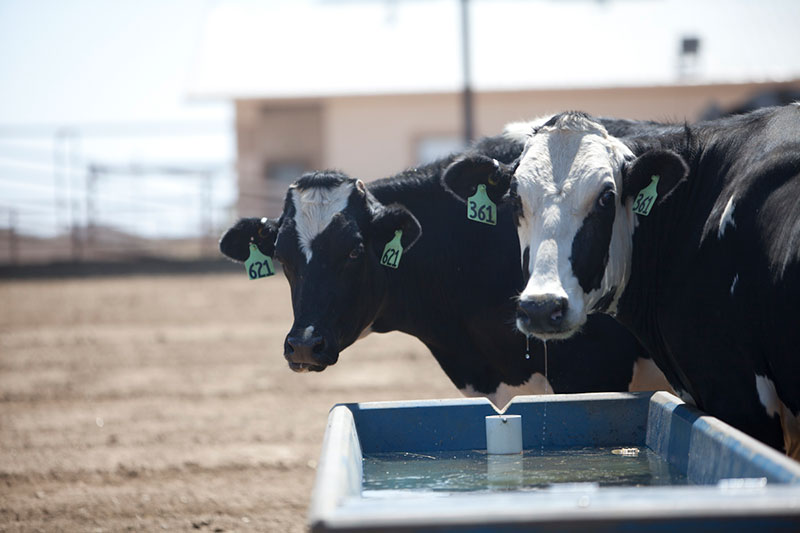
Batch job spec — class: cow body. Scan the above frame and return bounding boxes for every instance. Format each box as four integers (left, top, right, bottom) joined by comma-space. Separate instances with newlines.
444, 106, 800, 453
618, 106, 800, 456
367, 141, 657, 407
221, 120, 671, 409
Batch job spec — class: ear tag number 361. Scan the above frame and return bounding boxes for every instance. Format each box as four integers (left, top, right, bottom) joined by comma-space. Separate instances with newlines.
380, 230, 403, 269
632, 175, 659, 216
467, 184, 496, 225
245, 243, 275, 280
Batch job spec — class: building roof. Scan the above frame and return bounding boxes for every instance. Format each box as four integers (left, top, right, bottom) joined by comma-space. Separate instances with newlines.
187, 0, 800, 100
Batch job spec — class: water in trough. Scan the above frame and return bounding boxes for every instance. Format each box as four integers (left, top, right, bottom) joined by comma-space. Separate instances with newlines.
362, 446, 688, 495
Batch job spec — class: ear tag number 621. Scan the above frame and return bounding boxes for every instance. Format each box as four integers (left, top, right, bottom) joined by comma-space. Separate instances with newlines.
245, 243, 275, 280
380, 230, 403, 269
632, 175, 659, 216
467, 184, 497, 225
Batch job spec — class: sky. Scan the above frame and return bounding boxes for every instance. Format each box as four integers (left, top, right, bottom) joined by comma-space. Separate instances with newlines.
0, 0, 229, 125
189, 0, 800, 98
0, 0, 234, 238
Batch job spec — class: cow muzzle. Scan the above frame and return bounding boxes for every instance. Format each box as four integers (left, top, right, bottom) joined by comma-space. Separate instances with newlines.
283, 330, 337, 372
516, 295, 573, 339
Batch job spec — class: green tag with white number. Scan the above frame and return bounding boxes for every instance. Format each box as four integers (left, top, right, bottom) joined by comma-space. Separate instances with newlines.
380, 230, 403, 269
632, 175, 659, 216
245, 243, 275, 280
467, 184, 497, 225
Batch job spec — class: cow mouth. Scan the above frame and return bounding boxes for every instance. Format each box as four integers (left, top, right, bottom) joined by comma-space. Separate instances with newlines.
288, 361, 327, 372
515, 318, 581, 341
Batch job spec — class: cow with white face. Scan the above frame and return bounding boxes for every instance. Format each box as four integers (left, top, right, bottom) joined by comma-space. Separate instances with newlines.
443, 107, 800, 457
444, 112, 687, 340
515, 113, 678, 338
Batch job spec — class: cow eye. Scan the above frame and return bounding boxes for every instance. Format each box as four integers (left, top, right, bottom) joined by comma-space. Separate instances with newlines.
597, 188, 615, 209
348, 244, 364, 260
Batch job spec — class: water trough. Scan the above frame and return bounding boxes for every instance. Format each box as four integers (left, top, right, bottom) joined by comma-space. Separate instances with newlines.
309, 391, 800, 532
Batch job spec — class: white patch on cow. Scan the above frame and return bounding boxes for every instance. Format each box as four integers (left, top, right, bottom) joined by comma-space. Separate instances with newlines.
290, 182, 354, 262
755, 374, 780, 418
730, 273, 739, 296
502, 114, 555, 143
628, 358, 674, 393
717, 195, 736, 239
460, 373, 554, 412
459, 384, 487, 402
514, 113, 635, 338
302, 325, 315, 341
357, 325, 373, 340
674, 388, 696, 406
778, 399, 800, 460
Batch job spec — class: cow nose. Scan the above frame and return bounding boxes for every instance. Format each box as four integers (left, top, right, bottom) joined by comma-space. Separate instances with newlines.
285, 335, 327, 364
517, 296, 568, 332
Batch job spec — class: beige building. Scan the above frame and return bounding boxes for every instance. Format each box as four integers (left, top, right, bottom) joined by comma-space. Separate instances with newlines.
234, 80, 800, 217
188, 0, 800, 218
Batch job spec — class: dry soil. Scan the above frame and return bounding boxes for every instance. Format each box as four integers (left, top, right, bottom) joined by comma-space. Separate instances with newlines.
0, 272, 456, 532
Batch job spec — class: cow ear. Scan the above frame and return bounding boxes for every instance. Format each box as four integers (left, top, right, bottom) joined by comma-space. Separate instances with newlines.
622, 149, 688, 204
442, 154, 515, 204
219, 217, 279, 262
370, 204, 422, 252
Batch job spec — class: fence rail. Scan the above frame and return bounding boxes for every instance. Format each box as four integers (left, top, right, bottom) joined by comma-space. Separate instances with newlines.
0, 122, 237, 267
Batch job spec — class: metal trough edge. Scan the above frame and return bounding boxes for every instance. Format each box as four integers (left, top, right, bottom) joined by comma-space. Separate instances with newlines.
308, 392, 800, 532
309, 405, 363, 532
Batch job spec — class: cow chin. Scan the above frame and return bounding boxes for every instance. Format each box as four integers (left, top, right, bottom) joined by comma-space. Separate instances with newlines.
288, 361, 330, 373
515, 315, 586, 342
286, 348, 340, 372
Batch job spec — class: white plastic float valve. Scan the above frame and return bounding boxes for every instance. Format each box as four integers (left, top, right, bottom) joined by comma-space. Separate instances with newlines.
485, 414, 523, 454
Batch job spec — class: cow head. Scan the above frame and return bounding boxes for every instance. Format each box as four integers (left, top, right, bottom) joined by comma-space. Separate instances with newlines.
220, 171, 421, 372
443, 112, 687, 340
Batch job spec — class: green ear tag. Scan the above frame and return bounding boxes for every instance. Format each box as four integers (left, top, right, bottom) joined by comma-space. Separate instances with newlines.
380, 230, 403, 269
632, 175, 660, 216
245, 243, 275, 280
466, 184, 497, 225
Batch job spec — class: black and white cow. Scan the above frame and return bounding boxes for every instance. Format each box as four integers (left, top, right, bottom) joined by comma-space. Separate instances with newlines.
442, 106, 800, 456
220, 120, 672, 409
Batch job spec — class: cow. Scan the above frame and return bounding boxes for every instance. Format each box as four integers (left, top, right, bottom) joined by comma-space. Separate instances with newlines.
220, 119, 672, 410
441, 106, 800, 457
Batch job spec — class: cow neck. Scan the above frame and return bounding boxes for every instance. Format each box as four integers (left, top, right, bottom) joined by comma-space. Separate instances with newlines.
615, 133, 724, 399
368, 168, 524, 350
368, 174, 463, 342
363, 134, 532, 394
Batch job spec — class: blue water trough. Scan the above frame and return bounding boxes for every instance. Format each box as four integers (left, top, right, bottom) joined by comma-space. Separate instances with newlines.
308, 392, 800, 531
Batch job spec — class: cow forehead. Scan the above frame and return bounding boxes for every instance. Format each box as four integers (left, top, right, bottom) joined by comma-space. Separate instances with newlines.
290, 182, 355, 262
515, 143, 613, 221
518, 132, 618, 191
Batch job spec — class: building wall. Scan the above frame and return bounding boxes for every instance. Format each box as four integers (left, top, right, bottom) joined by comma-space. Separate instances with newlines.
324, 93, 461, 180
235, 80, 800, 217
474, 82, 795, 135
235, 99, 324, 217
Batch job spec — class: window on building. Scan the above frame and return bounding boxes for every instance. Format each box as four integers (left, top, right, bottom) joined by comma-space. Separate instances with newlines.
265, 160, 308, 185
416, 136, 466, 166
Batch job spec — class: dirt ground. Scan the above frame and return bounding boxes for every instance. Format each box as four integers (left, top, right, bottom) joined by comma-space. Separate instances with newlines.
0, 272, 457, 532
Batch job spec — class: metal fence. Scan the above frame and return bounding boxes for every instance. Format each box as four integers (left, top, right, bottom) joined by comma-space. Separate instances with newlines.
0, 122, 236, 266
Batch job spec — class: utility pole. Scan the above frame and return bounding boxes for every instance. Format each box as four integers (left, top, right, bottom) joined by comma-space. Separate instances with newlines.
460, 0, 474, 146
